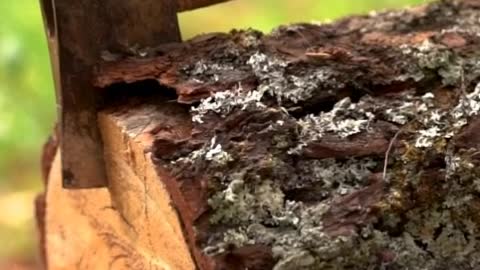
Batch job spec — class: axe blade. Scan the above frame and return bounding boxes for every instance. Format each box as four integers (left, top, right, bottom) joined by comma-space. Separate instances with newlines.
40, 0, 181, 188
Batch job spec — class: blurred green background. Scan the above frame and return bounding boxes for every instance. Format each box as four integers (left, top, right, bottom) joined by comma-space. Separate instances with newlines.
0, 0, 430, 268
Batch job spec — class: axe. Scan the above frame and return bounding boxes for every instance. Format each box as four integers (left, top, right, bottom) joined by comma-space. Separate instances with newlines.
39, 0, 231, 188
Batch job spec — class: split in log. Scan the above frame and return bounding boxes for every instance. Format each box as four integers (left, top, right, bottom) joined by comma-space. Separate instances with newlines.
39, 0, 480, 269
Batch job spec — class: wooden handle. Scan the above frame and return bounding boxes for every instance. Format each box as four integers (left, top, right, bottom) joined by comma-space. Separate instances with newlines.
47, 0, 182, 189
39, 0, 56, 38
177, 0, 232, 12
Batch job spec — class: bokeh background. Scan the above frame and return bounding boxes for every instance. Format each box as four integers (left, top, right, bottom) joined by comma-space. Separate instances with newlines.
0, 0, 430, 268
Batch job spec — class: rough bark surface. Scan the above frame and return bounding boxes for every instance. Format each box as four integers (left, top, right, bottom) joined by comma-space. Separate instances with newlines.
39, 0, 480, 269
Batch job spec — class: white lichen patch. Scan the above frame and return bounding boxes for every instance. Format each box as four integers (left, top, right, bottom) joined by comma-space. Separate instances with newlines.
237, 29, 262, 48
410, 82, 480, 148
191, 60, 234, 76
294, 157, 377, 196
399, 39, 462, 85
191, 85, 266, 123
290, 97, 375, 154
412, 93, 448, 148
203, 157, 380, 266
375, 86, 478, 149
452, 9, 480, 38
247, 52, 288, 77
282, 70, 340, 104
208, 178, 285, 225
385, 101, 415, 125
413, 108, 449, 148
223, 178, 246, 203
206, 195, 370, 270
205, 137, 234, 165
400, 31, 480, 88
183, 59, 236, 83
445, 152, 475, 180
383, 92, 436, 125
403, 205, 480, 265
173, 136, 233, 166
415, 126, 442, 148
451, 82, 480, 128
247, 52, 339, 104
297, 113, 369, 140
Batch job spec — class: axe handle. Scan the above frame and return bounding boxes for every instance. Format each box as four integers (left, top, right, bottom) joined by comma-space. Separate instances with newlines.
40, 0, 233, 189
178, 0, 232, 12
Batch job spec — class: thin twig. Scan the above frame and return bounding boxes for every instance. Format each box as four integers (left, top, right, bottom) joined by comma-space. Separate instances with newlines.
383, 117, 418, 182
383, 126, 404, 182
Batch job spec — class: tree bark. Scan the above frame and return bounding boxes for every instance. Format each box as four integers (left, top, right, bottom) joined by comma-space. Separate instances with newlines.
38, 0, 480, 269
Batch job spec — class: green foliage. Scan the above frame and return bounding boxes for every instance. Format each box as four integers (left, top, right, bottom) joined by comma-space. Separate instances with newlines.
179, 0, 431, 36
0, 0, 55, 190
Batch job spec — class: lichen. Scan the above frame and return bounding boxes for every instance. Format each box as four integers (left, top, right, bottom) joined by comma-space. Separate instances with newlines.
208, 178, 285, 226
451, 82, 480, 126
236, 28, 263, 48
189, 60, 235, 83
191, 85, 266, 123
413, 83, 480, 148
247, 52, 339, 104
399, 36, 480, 87
201, 154, 383, 269
399, 39, 459, 84
383, 92, 435, 125
172, 136, 233, 166
289, 97, 375, 154
154, 1, 480, 269
293, 158, 378, 194
187, 82, 480, 269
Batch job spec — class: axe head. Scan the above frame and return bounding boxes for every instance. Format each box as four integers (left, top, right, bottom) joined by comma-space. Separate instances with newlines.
40, 0, 181, 188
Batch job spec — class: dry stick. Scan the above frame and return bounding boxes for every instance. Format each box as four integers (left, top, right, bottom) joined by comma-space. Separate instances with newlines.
383, 126, 404, 182
383, 118, 417, 181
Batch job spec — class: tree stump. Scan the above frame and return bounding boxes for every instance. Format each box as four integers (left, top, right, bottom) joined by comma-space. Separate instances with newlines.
38, 0, 480, 269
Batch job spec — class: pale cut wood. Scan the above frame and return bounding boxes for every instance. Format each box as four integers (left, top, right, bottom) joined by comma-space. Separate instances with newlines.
99, 103, 197, 269
44, 107, 195, 269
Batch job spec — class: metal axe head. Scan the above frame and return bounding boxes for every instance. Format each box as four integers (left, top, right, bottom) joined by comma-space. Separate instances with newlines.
39, 0, 231, 188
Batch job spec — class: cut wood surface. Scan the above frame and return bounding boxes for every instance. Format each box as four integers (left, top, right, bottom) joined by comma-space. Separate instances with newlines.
38, 1, 480, 269
44, 122, 195, 269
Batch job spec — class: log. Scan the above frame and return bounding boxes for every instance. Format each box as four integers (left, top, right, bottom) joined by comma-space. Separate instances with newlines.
38, 0, 480, 269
